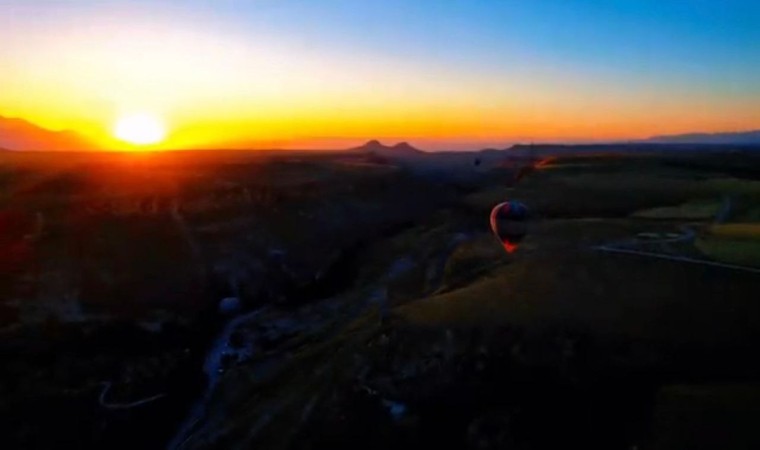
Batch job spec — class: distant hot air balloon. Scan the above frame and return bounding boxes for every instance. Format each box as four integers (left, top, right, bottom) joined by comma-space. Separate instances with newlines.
490, 201, 528, 253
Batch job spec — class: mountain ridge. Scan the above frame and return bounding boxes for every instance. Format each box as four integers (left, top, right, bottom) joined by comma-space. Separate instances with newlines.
0, 115, 98, 151
352, 139, 425, 155
644, 129, 760, 145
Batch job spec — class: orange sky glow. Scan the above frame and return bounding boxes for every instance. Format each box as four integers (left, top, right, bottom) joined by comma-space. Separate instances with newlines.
2, 2, 759, 151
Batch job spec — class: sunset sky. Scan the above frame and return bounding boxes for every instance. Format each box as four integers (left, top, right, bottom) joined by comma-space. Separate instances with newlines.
1, 0, 759, 150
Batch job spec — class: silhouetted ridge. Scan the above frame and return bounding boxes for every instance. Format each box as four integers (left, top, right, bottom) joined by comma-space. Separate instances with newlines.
352, 140, 423, 154
0, 115, 99, 151
645, 129, 760, 145
392, 142, 421, 153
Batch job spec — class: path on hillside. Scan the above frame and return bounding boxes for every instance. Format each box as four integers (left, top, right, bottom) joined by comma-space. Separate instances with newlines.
593, 245, 760, 274
593, 196, 760, 274
98, 382, 166, 410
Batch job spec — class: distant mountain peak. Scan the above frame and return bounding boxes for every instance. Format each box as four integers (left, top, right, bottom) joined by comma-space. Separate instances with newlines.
0, 115, 98, 151
353, 140, 422, 154
361, 139, 385, 151
392, 142, 418, 152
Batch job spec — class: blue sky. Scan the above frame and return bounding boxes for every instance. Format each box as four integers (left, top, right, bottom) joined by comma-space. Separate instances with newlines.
4, 0, 759, 93
180, 0, 760, 87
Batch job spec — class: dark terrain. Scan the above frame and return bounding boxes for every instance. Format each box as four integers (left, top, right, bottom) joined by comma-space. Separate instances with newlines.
2, 144, 760, 449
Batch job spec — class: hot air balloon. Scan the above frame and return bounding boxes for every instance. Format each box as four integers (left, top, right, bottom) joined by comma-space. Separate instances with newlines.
490, 201, 528, 253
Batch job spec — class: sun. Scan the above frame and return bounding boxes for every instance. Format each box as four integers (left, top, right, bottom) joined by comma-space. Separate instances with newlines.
114, 113, 167, 146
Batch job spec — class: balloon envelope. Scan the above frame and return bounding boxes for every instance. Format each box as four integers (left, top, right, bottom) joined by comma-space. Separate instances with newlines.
490, 201, 528, 253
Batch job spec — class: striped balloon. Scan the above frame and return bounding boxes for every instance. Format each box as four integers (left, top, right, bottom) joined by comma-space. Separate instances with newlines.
490, 201, 528, 253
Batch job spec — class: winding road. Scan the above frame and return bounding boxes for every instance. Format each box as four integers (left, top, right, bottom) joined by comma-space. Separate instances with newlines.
593, 245, 760, 274
98, 381, 166, 410
593, 196, 760, 274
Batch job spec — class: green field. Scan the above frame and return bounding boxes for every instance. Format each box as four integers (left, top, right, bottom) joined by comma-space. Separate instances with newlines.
696, 223, 760, 267
632, 200, 721, 220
